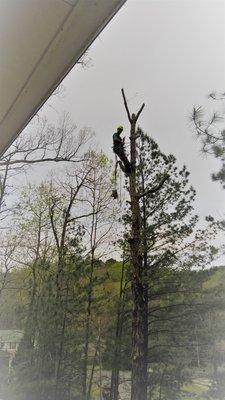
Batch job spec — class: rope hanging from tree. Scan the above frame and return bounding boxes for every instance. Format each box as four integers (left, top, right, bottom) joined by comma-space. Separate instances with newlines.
112, 155, 119, 199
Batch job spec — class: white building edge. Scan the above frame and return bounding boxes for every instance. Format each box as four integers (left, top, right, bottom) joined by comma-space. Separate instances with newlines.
0, 0, 126, 156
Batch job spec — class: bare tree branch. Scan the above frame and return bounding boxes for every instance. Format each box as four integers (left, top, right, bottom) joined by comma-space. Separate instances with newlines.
138, 174, 169, 199
121, 88, 132, 123
135, 102, 145, 122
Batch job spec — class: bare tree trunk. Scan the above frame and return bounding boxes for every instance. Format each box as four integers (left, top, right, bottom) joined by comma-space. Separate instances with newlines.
99, 322, 103, 400
87, 334, 101, 400
129, 116, 148, 400
54, 284, 69, 400
158, 369, 165, 400
121, 89, 148, 400
23, 214, 42, 355
83, 248, 95, 399
83, 185, 98, 399
140, 144, 149, 396
0, 159, 10, 215
194, 324, 200, 368
110, 254, 126, 400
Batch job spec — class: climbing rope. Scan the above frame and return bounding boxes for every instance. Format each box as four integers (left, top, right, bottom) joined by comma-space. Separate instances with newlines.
111, 155, 124, 205
112, 155, 119, 199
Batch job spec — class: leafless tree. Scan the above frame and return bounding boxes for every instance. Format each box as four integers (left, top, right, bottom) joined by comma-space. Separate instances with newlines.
0, 114, 93, 227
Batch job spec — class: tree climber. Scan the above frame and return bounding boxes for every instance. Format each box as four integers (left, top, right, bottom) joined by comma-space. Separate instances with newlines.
113, 126, 132, 174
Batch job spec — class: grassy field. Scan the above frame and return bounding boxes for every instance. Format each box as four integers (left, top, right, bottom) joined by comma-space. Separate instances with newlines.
181, 382, 208, 399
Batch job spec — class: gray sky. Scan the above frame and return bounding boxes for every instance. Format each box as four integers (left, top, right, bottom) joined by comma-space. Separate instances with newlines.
43, 0, 225, 221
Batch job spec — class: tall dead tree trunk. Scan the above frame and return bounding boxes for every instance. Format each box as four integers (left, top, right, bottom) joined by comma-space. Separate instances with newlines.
139, 135, 150, 392
121, 89, 148, 400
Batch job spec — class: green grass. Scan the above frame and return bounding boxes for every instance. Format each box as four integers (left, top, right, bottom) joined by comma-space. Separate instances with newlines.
203, 268, 225, 290
181, 382, 207, 399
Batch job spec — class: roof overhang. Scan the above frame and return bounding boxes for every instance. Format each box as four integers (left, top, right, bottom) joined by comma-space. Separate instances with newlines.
0, 0, 126, 156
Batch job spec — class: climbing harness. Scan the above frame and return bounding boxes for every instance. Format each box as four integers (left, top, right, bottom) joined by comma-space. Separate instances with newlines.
113, 140, 132, 175
111, 127, 132, 200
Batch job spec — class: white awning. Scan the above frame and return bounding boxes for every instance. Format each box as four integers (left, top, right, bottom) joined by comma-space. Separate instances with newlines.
0, 0, 126, 156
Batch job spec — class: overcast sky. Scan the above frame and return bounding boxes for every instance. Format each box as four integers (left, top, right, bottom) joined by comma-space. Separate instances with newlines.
42, 0, 225, 222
